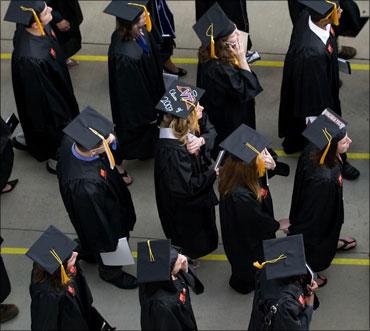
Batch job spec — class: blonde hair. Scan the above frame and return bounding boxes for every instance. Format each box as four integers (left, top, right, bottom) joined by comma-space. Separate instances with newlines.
218, 155, 262, 201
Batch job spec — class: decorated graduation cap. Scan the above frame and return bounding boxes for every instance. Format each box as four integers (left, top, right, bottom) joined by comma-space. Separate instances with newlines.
156, 81, 205, 119
219, 124, 271, 177
104, 0, 152, 32
303, 108, 347, 165
26, 225, 78, 285
4, 0, 46, 35
253, 234, 307, 280
63, 106, 116, 169
298, 0, 340, 25
137, 239, 179, 283
193, 2, 236, 58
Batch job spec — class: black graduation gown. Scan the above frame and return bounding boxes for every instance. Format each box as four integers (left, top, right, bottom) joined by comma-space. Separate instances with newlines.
57, 137, 136, 254
154, 116, 218, 259
335, 0, 369, 37
139, 273, 198, 331
288, 144, 344, 272
11, 25, 79, 162
0, 118, 14, 192
30, 263, 93, 331
46, 0, 83, 58
248, 271, 313, 331
108, 29, 165, 160
219, 177, 280, 292
0, 237, 11, 304
198, 60, 262, 157
279, 16, 341, 143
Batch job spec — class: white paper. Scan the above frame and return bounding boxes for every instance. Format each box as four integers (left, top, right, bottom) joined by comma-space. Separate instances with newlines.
246, 50, 261, 64
100, 237, 135, 266
338, 58, 351, 74
214, 150, 225, 171
239, 31, 249, 54
163, 72, 178, 90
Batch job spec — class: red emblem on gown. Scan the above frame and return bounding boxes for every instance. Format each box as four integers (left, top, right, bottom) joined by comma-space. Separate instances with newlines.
67, 285, 75, 296
260, 188, 268, 199
298, 295, 305, 306
330, 27, 336, 37
69, 265, 77, 276
327, 43, 333, 54
50, 48, 56, 59
100, 169, 107, 179
179, 288, 186, 304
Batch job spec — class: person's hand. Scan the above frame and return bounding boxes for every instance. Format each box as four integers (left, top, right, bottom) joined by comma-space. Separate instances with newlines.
186, 137, 204, 155
56, 19, 70, 32
215, 167, 220, 176
305, 280, 318, 306
107, 133, 116, 145
278, 218, 290, 233
227, 39, 250, 71
261, 148, 276, 170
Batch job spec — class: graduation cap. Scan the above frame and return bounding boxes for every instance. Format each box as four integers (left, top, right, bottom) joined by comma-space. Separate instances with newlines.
303, 108, 347, 165
26, 225, 78, 285
156, 81, 205, 120
298, 0, 340, 25
137, 239, 177, 283
193, 2, 236, 58
63, 106, 116, 169
103, 0, 152, 32
219, 124, 271, 177
253, 234, 307, 280
4, 1, 46, 36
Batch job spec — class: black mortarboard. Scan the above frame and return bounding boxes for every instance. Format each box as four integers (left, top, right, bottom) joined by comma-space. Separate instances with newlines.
137, 239, 173, 283
4, 1, 45, 26
63, 106, 114, 150
254, 234, 307, 281
303, 108, 347, 150
219, 124, 271, 164
26, 225, 77, 275
156, 81, 205, 119
193, 2, 236, 47
298, 0, 340, 24
103, 0, 152, 31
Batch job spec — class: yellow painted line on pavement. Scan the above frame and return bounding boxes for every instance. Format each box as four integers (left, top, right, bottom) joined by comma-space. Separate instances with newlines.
1, 53, 369, 70
1, 248, 369, 266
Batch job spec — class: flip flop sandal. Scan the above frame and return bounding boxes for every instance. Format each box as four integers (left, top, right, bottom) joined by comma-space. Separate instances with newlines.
1, 179, 19, 194
316, 274, 328, 288
120, 170, 133, 186
337, 237, 357, 251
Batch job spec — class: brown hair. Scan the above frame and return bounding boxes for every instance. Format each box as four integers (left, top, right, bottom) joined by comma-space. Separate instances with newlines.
32, 262, 70, 291
218, 155, 262, 201
116, 18, 138, 41
198, 36, 238, 66
160, 111, 200, 145
310, 139, 339, 169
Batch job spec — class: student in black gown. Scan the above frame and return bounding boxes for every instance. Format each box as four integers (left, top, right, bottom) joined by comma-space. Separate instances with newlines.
155, 82, 218, 262
279, 0, 359, 180
4, 1, 79, 174
46, 0, 83, 66
57, 106, 137, 289
194, 3, 262, 159
249, 235, 319, 331
218, 124, 290, 294
147, 0, 187, 76
105, 1, 165, 183
28, 226, 114, 331
0, 117, 18, 194
288, 109, 357, 287
0, 236, 19, 324
138, 240, 204, 331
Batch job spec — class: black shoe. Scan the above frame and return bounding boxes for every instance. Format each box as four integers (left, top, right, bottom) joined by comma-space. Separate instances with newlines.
46, 162, 57, 175
338, 46, 357, 60
229, 276, 254, 294
339, 78, 343, 88
100, 271, 138, 289
163, 66, 187, 77
342, 161, 360, 180
11, 137, 28, 151
73, 239, 97, 264
0, 304, 19, 324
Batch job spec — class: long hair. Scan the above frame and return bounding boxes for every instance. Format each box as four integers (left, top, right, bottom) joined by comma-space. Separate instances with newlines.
116, 17, 139, 41
218, 155, 262, 201
310, 139, 339, 169
198, 35, 238, 66
161, 112, 200, 145
32, 262, 70, 291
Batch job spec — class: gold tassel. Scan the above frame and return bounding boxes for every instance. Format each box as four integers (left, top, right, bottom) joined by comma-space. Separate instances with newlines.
128, 3, 152, 32
20, 6, 46, 36
326, 1, 340, 26
206, 24, 217, 59
319, 128, 332, 165
253, 254, 287, 269
245, 143, 266, 177
89, 128, 116, 170
50, 249, 70, 285
147, 240, 155, 262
